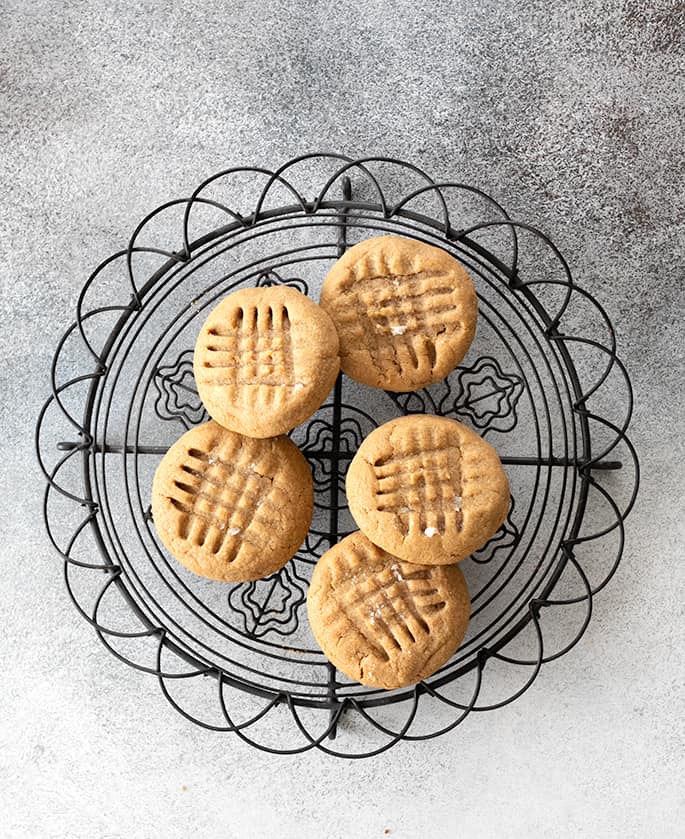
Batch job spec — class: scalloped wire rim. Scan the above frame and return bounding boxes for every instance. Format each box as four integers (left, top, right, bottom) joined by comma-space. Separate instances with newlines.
36, 154, 639, 757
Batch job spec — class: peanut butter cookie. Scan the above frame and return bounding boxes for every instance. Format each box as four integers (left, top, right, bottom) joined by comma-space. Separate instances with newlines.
307, 531, 471, 689
346, 414, 509, 565
151, 420, 313, 582
320, 235, 477, 391
194, 286, 340, 438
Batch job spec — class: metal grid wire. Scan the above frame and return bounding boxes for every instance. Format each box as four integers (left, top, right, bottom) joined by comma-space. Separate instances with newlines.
36, 154, 639, 757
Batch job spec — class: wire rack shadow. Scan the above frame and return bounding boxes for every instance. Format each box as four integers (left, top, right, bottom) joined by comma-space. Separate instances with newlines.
36, 154, 639, 757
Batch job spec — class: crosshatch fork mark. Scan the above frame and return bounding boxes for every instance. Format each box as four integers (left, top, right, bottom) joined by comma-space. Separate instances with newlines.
201, 305, 296, 386
372, 432, 464, 534
166, 446, 274, 555
343, 571, 438, 637
169, 498, 228, 539
335, 272, 462, 375
326, 592, 391, 662
186, 450, 275, 496
329, 556, 446, 661
172, 478, 277, 519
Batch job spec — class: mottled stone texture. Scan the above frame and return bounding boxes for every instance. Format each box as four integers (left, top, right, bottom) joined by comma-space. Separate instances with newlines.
1, 1, 683, 837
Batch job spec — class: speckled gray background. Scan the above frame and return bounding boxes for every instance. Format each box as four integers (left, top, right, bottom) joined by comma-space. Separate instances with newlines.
2, 1, 684, 837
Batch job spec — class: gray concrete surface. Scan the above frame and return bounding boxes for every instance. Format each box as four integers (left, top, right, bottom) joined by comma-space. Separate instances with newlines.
1, 1, 684, 837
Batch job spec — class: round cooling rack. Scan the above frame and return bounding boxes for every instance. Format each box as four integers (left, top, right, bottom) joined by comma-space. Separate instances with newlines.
36, 154, 639, 757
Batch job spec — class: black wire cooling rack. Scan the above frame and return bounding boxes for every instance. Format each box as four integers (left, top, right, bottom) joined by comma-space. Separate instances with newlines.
36, 154, 639, 757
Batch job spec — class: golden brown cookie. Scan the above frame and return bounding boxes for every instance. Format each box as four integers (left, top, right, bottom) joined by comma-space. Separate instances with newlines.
346, 414, 509, 565
319, 235, 477, 391
307, 532, 471, 689
151, 421, 313, 582
194, 286, 340, 438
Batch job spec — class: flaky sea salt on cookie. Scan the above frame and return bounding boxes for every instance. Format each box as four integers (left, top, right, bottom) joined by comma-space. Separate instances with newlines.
320, 235, 477, 391
194, 286, 340, 438
307, 531, 471, 689
151, 421, 313, 582
346, 414, 509, 565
